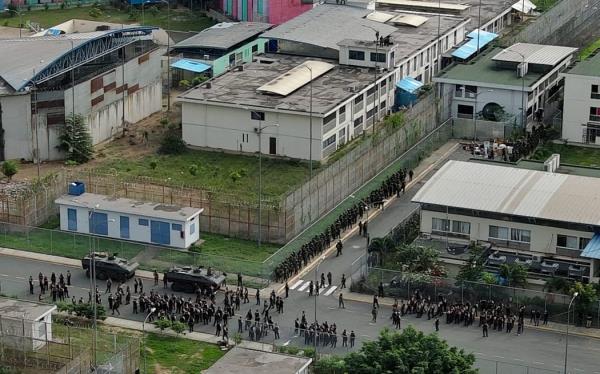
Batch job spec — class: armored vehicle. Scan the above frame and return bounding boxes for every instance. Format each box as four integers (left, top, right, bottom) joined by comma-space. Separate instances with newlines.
82, 252, 138, 282
165, 266, 226, 293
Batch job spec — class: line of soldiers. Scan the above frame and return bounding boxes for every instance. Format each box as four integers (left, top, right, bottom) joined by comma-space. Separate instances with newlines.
273, 167, 413, 282
30, 271, 71, 302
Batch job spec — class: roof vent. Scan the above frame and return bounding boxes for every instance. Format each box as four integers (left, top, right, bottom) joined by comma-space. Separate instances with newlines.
517, 62, 528, 78
203, 54, 210, 60
205, 82, 212, 89
237, 65, 244, 72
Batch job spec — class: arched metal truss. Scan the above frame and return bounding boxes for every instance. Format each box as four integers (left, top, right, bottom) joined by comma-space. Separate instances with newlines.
21, 27, 156, 91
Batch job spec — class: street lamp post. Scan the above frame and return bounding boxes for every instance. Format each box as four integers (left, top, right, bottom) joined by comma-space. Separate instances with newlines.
4, 8, 23, 38
159, 0, 171, 111
564, 292, 579, 374
253, 122, 279, 247
300, 65, 314, 220
143, 307, 157, 374
349, 194, 369, 261
87, 203, 100, 369
362, 25, 380, 136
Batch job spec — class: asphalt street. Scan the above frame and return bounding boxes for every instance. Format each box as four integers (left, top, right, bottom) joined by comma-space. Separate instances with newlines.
0, 147, 599, 373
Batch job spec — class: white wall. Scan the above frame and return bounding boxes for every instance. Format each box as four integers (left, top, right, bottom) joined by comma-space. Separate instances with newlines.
451, 87, 523, 120
58, 204, 200, 249
420, 209, 593, 261
0, 93, 33, 161
562, 73, 600, 144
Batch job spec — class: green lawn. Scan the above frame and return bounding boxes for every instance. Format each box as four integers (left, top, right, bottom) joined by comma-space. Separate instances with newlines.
144, 333, 225, 373
531, 143, 600, 167
0, 226, 143, 260
153, 233, 279, 278
97, 149, 311, 201
579, 38, 600, 60
1, 5, 214, 32
532, 0, 559, 12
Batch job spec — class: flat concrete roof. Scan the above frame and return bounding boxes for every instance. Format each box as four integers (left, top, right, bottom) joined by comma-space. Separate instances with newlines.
55, 193, 202, 222
0, 297, 57, 321
175, 22, 272, 50
177, 54, 381, 115
567, 52, 600, 77
377, 0, 514, 30
204, 347, 311, 374
435, 47, 542, 89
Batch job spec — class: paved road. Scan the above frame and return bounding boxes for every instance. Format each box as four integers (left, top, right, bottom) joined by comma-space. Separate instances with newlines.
1, 146, 600, 373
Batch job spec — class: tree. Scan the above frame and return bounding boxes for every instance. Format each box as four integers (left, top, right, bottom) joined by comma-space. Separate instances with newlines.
56, 302, 106, 320
569, 282, 599, 325
544, 277, 573, 294
158, 132, 186, 155
1, 160, 18, 181
154, 318, 172, 332
456, 246, 485, 283
313, 327, 476, 374
171, 321, 186, 336
499, 263, 527, 287
58, 114, 93, 164
385, 244, 445, 276
368, 237, 395, 255
481, 272, 497, 285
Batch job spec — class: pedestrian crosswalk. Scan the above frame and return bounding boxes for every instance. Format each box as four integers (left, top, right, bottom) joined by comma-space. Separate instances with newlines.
289, 279, 338, 296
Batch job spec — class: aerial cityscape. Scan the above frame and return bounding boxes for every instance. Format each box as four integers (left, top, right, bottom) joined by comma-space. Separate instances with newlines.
0, 0, 599, 373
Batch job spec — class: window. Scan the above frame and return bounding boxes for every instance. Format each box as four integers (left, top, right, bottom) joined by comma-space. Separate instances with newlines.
510, 228, 531, 243
419, 53, 423, 67
590, 107, 600, 122
269, 137, 276, 155
229, 54, 235, 66
339, 106, 346, 115
452, 221, 470, 235
380, 100, 386, 110
557, 234, 577, 249
367, 86, 375, 96
370, 52, 386, 63
425, 48, 429, 62
67, 208, 77, 231
349, 50, 365, 60
120, 216, 130, 239
139, 218, 149, 226
592, 85, 600, 99
457, 104, 474, 119
366, 107, 375, 119
489, 225, 509, 240
455, 84, 464, 97
354, 95, 364, 105
354, 116, 363, 127
580, 237, 591, 250
323, 134, 336, 148
432, 218, 450, 232
324, 112, 336, 125
413, 57, 417, 71
250, 111, 265, 121
406, 60, 410, 73
190, 223, 196, 235
172, 223, 183, 231
251, 44, 258, 53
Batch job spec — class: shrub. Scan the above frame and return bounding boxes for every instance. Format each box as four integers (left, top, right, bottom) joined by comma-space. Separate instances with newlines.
192, 76, 207, 86
189, 164, 198, 176
148, 5, 159, 16
179, 79, 191, 89
149, 160, 158, 170
158, 133, 186, 155
171, 321, 186, 336
1, 160, 18, 181
57, 302, 106, 320
89, 7, 102, 18
229, 170, 242, 182
154, 318, 172, 331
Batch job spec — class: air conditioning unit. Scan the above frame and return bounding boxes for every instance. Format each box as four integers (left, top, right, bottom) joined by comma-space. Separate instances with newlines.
205, 82, 212, 89
517, 62, 528, 78
203, 54, 210, 60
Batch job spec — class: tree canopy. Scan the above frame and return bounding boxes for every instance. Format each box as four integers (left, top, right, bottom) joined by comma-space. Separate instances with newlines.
313, 327, 476, 374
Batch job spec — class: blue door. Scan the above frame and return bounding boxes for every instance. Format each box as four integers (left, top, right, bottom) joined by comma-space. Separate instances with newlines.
120, 216, 130, 239
89, 212, 108, 235
67, 208, 77, 231
150, 220, 170, 245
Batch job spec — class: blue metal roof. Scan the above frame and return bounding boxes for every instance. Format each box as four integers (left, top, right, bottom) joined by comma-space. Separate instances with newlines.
452, 29, 498, 60
581, 233, 600, 259
396, 77, 423, 94
171, 59, 211, 73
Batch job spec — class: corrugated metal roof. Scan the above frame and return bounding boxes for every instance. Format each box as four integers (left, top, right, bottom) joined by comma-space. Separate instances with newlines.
174, 22, 272, 50
171, 59, 211, 73
492, 43, 577, 66
376, 0, 470, 11
389, 14, 429, 27
452, 29, 498, 60
396, 76, 423, 93
257, 60, 335, 96
582, 233, 600, 259
511, 0, 537, 13
261, 5, 397, 52
366, 11, 395, 23
412, 160, 600, 227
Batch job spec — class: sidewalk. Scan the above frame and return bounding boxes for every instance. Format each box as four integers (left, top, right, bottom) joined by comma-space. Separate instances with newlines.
103, 316, 274, 352
342, 291, 600, 340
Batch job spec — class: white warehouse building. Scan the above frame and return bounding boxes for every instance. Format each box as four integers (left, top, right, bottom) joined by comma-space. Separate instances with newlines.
55, 184, 203, 249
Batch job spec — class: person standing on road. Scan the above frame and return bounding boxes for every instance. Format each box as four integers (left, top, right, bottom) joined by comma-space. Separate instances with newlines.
256, 289, 260, 305
336, 240, 343, 257
106, 278, 112, 294
285, 282, 289, 298
327, 272, 332, 287
435, 318, 440, 332
66, 270, 71, 286
342, 329, 348, 347
482, 321, 488, 337
237, 272, 243, 288
373, 295, 379, 309
350, 330, 356, 348
378, 282, 384, 298
340, 274, 346, 289
29, 276, 34, 295
371, 306, 378, 323
153, 270, 159, 286
308, 281, 314, 296
163, 273, 168, 288
339, 293, 345, 309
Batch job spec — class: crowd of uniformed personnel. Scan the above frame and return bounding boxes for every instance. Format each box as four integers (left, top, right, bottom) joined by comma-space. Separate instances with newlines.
273, 168, 412, 282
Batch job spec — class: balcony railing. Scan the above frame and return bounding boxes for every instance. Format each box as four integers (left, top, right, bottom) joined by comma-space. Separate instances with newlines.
322, 142, 337, 157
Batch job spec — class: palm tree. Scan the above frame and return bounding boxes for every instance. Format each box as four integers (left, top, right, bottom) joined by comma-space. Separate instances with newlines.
499, 263, 527, 287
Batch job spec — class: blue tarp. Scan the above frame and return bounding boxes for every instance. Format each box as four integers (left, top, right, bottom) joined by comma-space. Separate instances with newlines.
452, 29, 499, 60
582, 233, 600, 259
170, 59, 211, 73
46, 28, 62, 36
395, 76, 423, 94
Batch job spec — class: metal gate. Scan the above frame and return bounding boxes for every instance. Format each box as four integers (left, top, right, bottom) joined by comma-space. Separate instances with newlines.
150, 220, 170, 245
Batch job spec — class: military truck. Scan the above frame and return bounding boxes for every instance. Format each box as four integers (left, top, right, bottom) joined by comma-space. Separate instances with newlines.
165, 266, 226, 293
82, 252, 138, 282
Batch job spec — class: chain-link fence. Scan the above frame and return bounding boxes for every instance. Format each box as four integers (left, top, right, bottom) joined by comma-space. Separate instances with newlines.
0, 315, 139, 374
475, 358, 561, 374
352, 268, 600, 328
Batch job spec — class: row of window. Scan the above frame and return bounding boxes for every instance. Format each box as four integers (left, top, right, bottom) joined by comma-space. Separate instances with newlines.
557, 234, 590, 250
348, 50, 387, 63
488, 225, 530, 243
431, 218, 471, 235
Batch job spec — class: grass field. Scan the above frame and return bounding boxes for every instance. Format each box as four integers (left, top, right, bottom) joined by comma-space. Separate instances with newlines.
96, 149, 311, 200
531, 143, 600, 167
0, 225, 143, 260
144, 333, 225, 373
579, 38, 600, 60
0, 5, 214, 32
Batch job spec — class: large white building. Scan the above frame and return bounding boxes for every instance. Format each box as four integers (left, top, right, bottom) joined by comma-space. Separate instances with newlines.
434, 43, 577, 138
413, 160, 600, 283
561, 51, 600, 144
0, 24, 162, 162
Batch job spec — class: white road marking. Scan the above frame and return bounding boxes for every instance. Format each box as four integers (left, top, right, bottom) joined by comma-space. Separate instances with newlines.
15, 276, 25, 280
474, 352, 486, 356
493, 356, 505, 359
298, 281, 310, 292
513, 358, 524, 362
290, 280, 303, 290
533, 361, 545, 365
0, 274, 8, 277
283, 340, 291, 346
324, 286, 338, 296
574, 369, 584, 372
